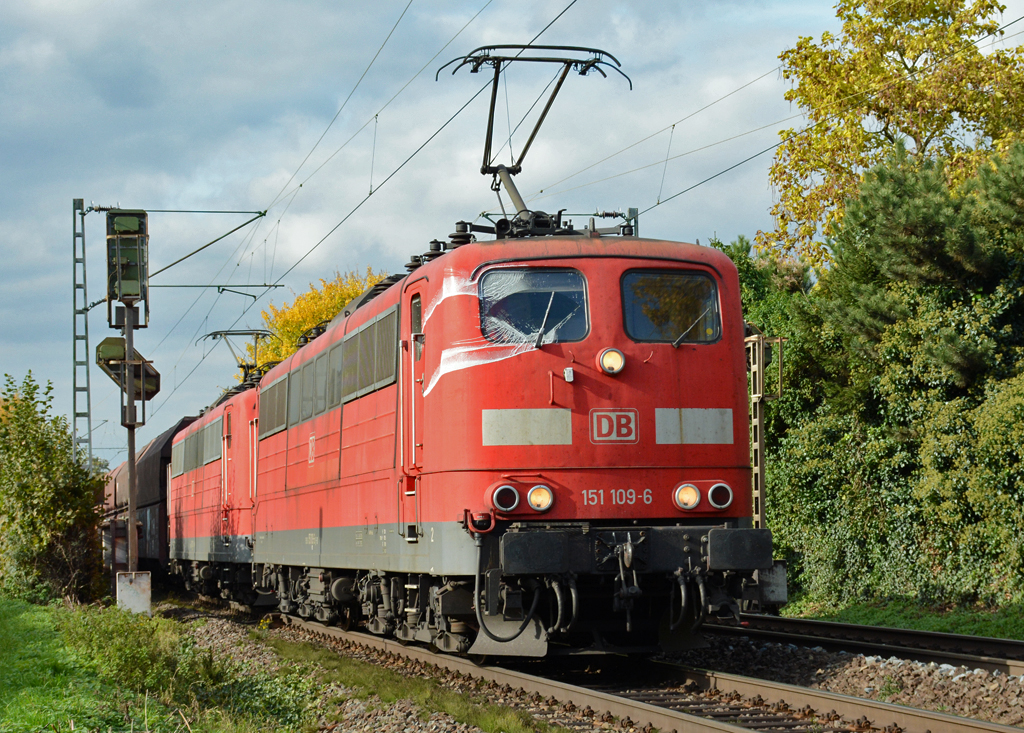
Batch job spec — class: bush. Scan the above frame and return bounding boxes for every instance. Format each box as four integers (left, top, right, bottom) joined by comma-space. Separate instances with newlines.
727, 143, 1024, 609
0, 373, 103, 602
54, 604, 317, 728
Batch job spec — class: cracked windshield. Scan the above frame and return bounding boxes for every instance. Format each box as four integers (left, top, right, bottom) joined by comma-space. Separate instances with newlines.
479, 269, 588, 345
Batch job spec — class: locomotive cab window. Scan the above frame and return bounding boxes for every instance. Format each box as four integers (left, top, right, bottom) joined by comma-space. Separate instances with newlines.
479, 269, 588, 344
622, 270, 720, 343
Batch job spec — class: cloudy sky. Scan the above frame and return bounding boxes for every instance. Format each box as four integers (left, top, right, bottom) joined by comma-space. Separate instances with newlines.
2, 0, 1021, 467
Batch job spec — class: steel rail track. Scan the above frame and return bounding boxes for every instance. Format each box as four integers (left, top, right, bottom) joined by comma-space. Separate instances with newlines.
706, 615, 1024, 676
276, 615, 1020, 733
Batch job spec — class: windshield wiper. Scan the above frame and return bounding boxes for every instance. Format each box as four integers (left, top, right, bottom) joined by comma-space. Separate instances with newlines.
671, 307, 711, 348
535, 292, 556, 347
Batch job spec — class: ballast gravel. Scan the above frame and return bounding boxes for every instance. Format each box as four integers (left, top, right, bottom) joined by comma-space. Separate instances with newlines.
668, 634, 1024, 727
160, 602, 1024, 731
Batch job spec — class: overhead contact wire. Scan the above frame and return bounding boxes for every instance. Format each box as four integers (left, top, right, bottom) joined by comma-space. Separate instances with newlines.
272, 0, 495, 206
148, 0, 582, 418
640, 12, 1024, 215
267, 0, 416, 211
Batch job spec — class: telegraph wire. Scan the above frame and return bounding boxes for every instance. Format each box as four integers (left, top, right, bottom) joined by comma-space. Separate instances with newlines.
527, 0, 579, 45
143, 209, 264, 214
144, 0, 494, 385
148, 82, 491, 419
150, 212, 265, 278
522, 112, 803, 203
271, 0, 584, 284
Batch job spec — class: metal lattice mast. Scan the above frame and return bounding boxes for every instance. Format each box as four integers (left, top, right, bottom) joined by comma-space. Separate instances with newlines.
72, 199, 93, 471
745, 326, 784, 531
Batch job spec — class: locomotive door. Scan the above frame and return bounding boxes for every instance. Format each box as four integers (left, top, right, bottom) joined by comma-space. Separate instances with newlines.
399, 286, 425, 541
221, 407, 234, 550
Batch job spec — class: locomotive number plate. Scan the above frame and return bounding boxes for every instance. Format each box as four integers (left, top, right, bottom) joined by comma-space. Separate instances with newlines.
589, 409, 639, 444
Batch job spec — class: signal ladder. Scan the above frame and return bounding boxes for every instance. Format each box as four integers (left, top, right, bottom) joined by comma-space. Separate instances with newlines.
72, 199, 93, 471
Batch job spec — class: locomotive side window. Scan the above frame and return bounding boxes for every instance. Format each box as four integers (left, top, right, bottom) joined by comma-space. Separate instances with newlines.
301, 362, 315, 421
287, 369, 302, 426
375, 310, 398, 383
194, 428, 205, 467
328, 343, 343, 408
357, 324, 375, 393
479, 269, 588, 344
314, 354, 328, 415
621, 270, 720, 344
202, 417, 223, 465
258, 377, 288, 439
171, 441, 184, 477
341, 305, 399, 403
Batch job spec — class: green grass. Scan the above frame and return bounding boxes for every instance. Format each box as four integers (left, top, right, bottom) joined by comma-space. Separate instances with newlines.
267, 637, 570, 733
0, 597, 183, 732
782, 595, 1024, 640
0, 598, 318, 732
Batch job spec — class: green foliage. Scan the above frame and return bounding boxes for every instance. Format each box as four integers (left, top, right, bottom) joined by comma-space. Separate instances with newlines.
0, 598, 320, 731
0, 373, 103, 602
723, 143, 1024, 609
42, 603, 318, 731
54, 604, 181, 692
761, 0, 1024, 266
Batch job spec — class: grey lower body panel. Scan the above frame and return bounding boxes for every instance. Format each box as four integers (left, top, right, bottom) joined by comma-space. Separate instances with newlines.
171, 534, 253, 565
177, 523, 772, 579
253, 521, 479, 576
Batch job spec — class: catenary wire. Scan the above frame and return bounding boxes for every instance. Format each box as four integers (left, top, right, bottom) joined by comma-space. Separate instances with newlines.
638, 12, 1024, 217
521, 112, 803, 204
270, 0, 495, 209
140, 1, 495, 385
148, 0, 580, 420
266, 0, 416, 212
520, 0, 944, 203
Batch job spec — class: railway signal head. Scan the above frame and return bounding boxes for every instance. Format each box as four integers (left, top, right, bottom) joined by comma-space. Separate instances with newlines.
106, 209, 149, 327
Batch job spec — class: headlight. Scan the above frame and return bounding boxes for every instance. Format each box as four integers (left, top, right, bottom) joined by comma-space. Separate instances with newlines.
673, 483, 701, 510
527, 485, 553, 512
597, 348, 625, 374
492, 485, 520, 512
708, 483, 733, 509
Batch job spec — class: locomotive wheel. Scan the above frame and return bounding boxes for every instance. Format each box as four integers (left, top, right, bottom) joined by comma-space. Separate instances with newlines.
337, 603, 356, 632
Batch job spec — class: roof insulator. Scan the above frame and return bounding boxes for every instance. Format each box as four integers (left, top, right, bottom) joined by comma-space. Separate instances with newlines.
449, 220, 472, 247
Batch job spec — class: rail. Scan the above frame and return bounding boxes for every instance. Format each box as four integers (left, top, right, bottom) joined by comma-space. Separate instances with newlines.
707, 614, 1024, 675
276, 614, 1019, 733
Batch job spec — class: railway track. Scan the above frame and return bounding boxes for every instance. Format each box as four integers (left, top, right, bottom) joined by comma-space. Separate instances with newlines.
706, 614, 1024, 676
276, 614, 1020, 733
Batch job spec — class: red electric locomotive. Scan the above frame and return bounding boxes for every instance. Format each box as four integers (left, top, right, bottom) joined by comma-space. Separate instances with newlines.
167, 45, 784, 655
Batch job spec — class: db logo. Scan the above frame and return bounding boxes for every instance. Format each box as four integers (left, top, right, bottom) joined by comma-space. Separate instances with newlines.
590, 409, 639, 444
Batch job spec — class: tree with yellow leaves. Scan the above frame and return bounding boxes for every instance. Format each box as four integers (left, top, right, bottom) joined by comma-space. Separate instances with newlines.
248, 268, 387, 368
759, 0, 1024, 267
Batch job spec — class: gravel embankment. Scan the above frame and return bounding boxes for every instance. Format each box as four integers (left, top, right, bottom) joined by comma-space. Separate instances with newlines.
162, 604, 1024, 730
670, 634, 1024, 727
